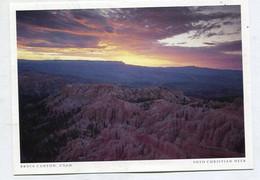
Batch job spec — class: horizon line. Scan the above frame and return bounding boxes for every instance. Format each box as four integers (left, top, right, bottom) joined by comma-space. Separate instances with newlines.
18, 59, 242, 71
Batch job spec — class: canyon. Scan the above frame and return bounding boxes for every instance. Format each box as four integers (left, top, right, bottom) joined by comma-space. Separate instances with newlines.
19, 71, 244, 162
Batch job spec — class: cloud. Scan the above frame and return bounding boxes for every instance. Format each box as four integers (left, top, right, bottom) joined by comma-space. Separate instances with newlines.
203, 42, 216, 46
216, 40, 242, 51
17, 6, 241, 48
17, 23, 100, 48
16, 6, 242, 70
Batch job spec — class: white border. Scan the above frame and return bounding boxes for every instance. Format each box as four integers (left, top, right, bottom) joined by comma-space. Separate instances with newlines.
10, 0, 253, 175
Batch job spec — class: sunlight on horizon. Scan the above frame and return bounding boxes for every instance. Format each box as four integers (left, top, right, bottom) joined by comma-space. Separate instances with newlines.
16, 6, 242, 70
18, 48, 187, 68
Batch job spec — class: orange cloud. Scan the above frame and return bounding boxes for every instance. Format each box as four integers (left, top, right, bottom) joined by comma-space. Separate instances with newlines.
18, 22, 121, 38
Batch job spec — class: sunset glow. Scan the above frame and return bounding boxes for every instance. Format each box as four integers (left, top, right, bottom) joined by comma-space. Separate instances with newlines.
17, 6, 242, 70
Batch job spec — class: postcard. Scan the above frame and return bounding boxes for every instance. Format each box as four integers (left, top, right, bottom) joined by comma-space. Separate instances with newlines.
10, 0, 253, 175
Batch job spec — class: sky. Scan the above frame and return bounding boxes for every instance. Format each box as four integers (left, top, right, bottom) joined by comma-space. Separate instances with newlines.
16, 6, 242, 70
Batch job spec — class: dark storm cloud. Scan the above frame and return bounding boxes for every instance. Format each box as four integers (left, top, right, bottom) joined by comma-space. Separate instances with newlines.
16, 9, 114, 48
17, 22, 100, 48
17, 10, 86, 31
216, 40, 242, 51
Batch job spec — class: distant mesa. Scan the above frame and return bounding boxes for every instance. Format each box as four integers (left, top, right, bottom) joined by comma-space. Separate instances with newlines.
18, 59, 243, 100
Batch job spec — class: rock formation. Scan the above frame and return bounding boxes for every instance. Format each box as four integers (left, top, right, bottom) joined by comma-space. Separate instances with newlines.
19, 73, 245, 162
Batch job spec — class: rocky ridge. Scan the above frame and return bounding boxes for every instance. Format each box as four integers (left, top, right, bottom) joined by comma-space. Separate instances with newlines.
20, 80, 244, 162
